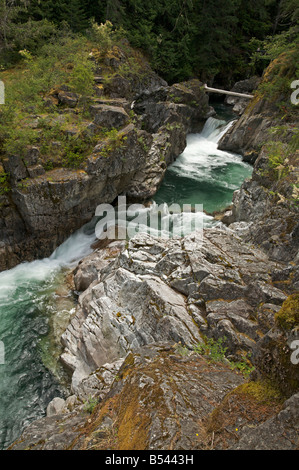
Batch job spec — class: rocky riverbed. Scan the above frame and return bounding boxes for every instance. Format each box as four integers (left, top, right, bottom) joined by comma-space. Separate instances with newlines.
9, 221, 299, 450
0, 55, 213, 272
5, 49, 299, 451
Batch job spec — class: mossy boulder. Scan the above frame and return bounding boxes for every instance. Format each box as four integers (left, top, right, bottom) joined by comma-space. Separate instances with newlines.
199, 380, 284, 449
275, 294, 299, 331
69, 343, 245, 450
252, 321, 299, 397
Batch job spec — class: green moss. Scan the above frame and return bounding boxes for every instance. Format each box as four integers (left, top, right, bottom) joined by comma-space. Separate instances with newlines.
203, 379, 283, 449
275, 294, 299, 330
116, 383, 151, 450
84, 396, 99, 414
235, 380, 283, 404
0, 168, 11, 195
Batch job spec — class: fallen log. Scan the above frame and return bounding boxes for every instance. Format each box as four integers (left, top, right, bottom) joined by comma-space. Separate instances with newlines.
204, 84, 254, 99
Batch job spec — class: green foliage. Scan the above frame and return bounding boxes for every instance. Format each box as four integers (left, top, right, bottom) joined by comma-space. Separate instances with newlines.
1, 31, 93, 113
20, 0, 90, 33
97, 128, 128, 158
262, 124, 299, 184
104, 0, 277, 83
229, 359, 255, 377
8, 19, 58, 57
88, 19, 114, 55
193, 336, 228, 362
193, 336, 254, 377
2, 127, 38, 156
116, 56, 146, 80
264, 141, 289, 180
83, 395, 99, 414
69, 59, 95, 96
251, 25, 299, 114
0, 107, 15, 148
0, 169, 10, 195
273, 0, 299, 32
269, 125, 299, 154
0, 2, 297, 177
0, 32, 100, 169
33, 116, 98, 169
61, 134, 97, 168
62, 150, 85, 169
1, 0, 298, 84
0, 0, 61, 67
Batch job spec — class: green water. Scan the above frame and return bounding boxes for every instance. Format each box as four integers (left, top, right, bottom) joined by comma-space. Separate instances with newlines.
0, 106, 252, 449
154, 108, 253, 215
0, 223, 96, 449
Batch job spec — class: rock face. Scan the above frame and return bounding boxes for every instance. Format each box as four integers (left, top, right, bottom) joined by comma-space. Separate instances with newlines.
224, 76, 261, 115
231, 393, 299, 450
8, 227, 298, 451
0, 75, 211, 271
9, 343, 245, 450
218, 95, 278, 162
9, 343, 298, 451
221, 138, 299, 264
59, 228, 291, 395
89, 104, 130, 128
217, 63, 299, 266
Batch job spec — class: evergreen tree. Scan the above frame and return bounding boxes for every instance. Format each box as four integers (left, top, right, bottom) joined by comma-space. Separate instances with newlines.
272, 0, 299, 33
65, 0, 89, 32
105, 0, 125, 24
23, 0, 90, 32
1, 0, 297, 84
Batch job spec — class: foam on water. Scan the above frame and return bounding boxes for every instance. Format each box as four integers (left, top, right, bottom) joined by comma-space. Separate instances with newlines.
0, 111, 253, 449
154, 116, 252, 214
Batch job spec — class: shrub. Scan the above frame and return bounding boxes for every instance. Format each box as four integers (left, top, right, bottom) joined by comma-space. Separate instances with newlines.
193, 336, 228, 362
69, 60, 95, 97
193, 336, 254, 377
89, 20, 114, 55
0, 170, 10, 195
83, 395, 98, 414
264, 141, 289, 181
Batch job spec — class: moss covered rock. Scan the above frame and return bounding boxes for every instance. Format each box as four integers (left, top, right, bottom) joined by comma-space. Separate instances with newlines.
275, 294, 299, 331
252, 324, 299, 397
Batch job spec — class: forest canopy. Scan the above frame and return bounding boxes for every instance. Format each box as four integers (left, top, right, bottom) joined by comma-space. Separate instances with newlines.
0, 0, 298, 84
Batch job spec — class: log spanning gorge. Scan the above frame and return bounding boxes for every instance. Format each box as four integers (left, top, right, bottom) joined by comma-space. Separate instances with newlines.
0, 107, 253, 449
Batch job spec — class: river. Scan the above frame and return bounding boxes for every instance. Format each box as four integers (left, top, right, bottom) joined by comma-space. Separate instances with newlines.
0, 106, 252, 449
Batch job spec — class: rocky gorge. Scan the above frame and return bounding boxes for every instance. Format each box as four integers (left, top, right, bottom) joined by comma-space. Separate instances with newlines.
0, 45, 213, 272
1, 43, 298, 451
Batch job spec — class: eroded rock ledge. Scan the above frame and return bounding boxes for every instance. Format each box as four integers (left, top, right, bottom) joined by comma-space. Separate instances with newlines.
0, 75, 212, 272
10, 225, 298, 450
60, 228, 291, 395
10, 342, 299, 450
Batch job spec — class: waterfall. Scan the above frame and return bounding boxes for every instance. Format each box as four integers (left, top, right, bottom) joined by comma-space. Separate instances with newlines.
154, 116, 252, 215
0, 112, 252, 449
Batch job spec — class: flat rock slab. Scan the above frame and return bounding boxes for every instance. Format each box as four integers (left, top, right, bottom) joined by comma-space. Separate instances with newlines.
89, 104, 129, 129
10, 343, 245, 450
61, 228, 288, 393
